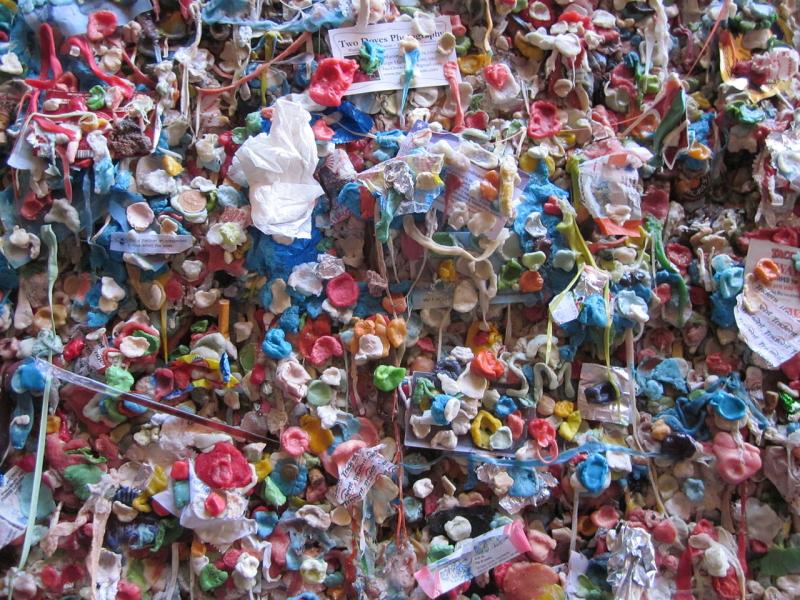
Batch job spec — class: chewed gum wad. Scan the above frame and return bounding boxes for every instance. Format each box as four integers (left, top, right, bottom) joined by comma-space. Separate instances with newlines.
0, 1, 798, 599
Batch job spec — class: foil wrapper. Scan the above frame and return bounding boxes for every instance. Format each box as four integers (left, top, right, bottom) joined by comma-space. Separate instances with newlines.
606, 523, 657, 600
384, 161, 414, 198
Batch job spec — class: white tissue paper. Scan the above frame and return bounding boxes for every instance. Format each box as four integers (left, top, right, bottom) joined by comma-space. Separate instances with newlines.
230, 98, 324, 239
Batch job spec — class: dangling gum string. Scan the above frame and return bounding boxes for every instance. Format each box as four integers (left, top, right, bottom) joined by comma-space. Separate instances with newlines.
24, 24, 62, 90
723, 428, 750, 575
436, 313, 449, 362
374, 216, 392, 288
402, 215, 508, 263
56, 147, 72, 202
15, 226, 57, 580
505, 304, 512, 346
625, 326, 666, 514
483, 0, 494, 54
119, 49, 156, 87
618, 230, 666, 513
646, 216, 689, 326
556, 199, 596, 269
386, 231, 400, 284
88, 490, 112, 600
198, 31, 311, 96
392, 389, 408, 545
164, 542, 180, 600
601, 286, 624, 424
161, 302, 169, 362
10, 23, 61, 189
344, 345, 364, 416
398, 44, 420, 129
687, 0, 731, 76
260, 32, 277, 106
545, 264, 584, 365
569, 486, 580, 557
737, 481, 748, 578
190, 3, 204, 139
357, 0, 370, 30
65, 38, 135, 98
544, 200, 608, 364
404, 215, 435, 320
443, 61, 465, 132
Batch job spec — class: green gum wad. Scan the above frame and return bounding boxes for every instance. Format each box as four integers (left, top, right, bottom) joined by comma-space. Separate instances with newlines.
191, 319, 209, 333
304, 453, 320, 469
87, 85, 106, 110
125, 560, 148, 598
63, 464, 103, 501
427, 542, 454, 563
639, 73, 660, 95
307, 380, 333, 406
358, 40, 384, 75
374, 365, 406, 392
412, 377, 437, 407
106, 364, 134, 395
263, 476, 287, 506
522, 251, 546, 270
430, 232, 456, 257
498, 258, 524, 290
726, 101, 765, 125
780, 392, 800, 415
245, 111, 262, 136
170, 344, 190, 360
132, 329, 160, 353
199, 564, 228, 592
455, 36, 471, 56
152, 518, 183, 552
101, 396, 129, 424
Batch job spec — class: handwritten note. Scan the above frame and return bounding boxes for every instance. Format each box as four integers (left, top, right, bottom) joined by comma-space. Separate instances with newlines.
735, 281, 800, 368
328, 18, 457, 95
336, 446, 395, 505
744, 240, 800, 318
110, 233, 194, 255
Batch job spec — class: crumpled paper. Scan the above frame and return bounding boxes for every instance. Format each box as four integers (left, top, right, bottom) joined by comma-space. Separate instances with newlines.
230, 98, 324, 239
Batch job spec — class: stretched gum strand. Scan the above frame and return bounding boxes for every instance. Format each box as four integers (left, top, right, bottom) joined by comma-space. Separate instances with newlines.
198, 31, 312, 95
443, 61, 465, 132
646, 216, 690, 326
500, 351, 529, 399
402, 215, 510, 263
498, 154, 518, 218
